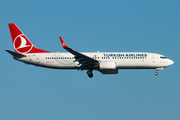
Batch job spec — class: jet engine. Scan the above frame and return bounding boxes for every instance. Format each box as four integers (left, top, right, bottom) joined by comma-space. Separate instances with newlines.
99, 62, 118, 74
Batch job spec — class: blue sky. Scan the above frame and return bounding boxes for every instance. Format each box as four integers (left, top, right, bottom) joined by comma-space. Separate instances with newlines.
1, 0, 180, 120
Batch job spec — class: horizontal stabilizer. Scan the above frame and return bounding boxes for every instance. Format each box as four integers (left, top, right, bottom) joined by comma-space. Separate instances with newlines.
5, 50, 26, 57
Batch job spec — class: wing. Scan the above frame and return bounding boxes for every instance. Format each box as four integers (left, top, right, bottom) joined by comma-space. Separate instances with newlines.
59, 37, 99, 69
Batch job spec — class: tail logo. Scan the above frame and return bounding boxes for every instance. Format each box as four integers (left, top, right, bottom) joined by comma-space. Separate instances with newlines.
13, 34, 33, 53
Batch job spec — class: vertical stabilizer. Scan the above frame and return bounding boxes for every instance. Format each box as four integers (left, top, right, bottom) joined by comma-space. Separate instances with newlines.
8, 23, 50, 54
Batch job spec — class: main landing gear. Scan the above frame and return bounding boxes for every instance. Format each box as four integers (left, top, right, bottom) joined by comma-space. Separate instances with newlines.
87, 70, 93, 78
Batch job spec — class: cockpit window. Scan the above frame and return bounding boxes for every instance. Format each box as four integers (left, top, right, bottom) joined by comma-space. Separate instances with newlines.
160, 56, 167, 59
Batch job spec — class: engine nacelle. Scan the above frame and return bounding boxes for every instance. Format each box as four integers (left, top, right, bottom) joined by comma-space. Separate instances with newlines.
99, 62, 118, 74
101, 69, 118, 74
99, 61, 116, 69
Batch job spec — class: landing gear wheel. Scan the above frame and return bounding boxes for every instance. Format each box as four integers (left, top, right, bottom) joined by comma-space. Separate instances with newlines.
87, 70, 93, 78
155, 72, 158, 76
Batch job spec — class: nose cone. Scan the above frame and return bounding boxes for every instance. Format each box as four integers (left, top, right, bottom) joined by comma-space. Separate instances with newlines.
168, 59, 174, 66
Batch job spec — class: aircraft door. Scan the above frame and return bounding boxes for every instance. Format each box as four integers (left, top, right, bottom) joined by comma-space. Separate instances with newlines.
152, 55, 155, 63
36, 55, 40, 63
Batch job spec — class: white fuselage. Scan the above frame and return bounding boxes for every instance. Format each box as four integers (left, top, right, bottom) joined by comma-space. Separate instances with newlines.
7, 23, 174, 77
16, 52, 174, 70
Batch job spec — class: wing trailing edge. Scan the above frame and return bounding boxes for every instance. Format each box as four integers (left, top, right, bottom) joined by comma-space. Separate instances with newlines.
59, 37, 99, 68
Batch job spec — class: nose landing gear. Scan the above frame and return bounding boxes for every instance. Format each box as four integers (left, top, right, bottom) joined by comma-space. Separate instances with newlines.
155, 71, 158, 76
154, 68, 164, 76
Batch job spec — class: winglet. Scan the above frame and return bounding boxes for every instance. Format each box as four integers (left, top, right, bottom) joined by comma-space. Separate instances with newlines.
59, 37, 68, 48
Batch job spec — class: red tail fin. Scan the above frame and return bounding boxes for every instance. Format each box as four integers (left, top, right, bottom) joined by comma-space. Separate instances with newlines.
8, 23, 50, 54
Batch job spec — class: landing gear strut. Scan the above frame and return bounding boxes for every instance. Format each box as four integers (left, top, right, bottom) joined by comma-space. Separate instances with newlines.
155, 71, 158, 76
87, 70, 93, 78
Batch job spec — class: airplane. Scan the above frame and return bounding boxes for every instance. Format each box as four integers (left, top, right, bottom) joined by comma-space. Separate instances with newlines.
6, 23, 174, 78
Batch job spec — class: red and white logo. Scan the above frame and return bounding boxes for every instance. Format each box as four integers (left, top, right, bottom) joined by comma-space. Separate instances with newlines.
13, 34, 33, 53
